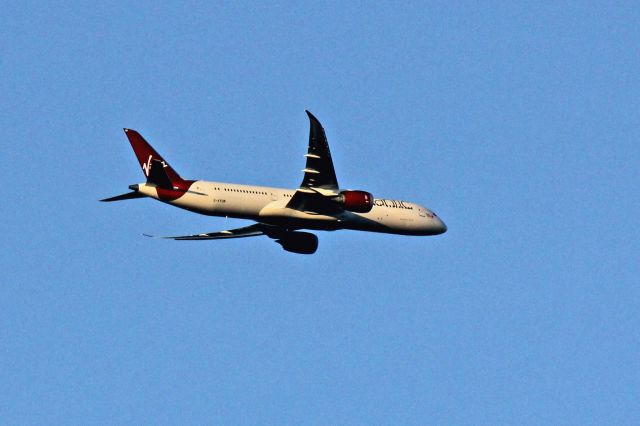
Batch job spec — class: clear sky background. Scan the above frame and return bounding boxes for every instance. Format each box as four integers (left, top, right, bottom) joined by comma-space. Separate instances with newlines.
2, 2, 639, 424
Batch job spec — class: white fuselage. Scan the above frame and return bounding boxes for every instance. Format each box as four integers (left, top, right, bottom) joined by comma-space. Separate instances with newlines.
137, 181, 447, 236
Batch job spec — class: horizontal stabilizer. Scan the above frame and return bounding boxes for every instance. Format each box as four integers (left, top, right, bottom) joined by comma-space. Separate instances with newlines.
100, 191, 146, 202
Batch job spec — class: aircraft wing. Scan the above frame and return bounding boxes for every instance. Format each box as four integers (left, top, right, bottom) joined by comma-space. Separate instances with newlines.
287, 111, 341, 212
298, 110, 339, 190
144, 223, 319, 254
144, 223, 272, 240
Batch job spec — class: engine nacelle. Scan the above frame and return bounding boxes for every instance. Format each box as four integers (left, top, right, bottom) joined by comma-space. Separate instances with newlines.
276, 231, 318, 255
334, 190, 374, 213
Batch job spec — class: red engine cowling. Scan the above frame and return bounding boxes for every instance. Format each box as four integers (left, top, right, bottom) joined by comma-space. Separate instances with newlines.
335, 190, 374, 213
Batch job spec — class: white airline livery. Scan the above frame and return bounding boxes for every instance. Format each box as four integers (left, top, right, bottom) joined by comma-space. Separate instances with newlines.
102, 111, 446, 254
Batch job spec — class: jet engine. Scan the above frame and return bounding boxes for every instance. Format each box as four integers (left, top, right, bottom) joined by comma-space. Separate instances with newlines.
333, 190, 374, 213
276, 231, 319, 255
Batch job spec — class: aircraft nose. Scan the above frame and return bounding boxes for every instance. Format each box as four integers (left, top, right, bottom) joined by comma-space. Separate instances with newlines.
433, 216, 447, 235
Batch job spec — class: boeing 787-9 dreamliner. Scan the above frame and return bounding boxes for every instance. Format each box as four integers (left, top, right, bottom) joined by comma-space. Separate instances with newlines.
102, 111, 446, 254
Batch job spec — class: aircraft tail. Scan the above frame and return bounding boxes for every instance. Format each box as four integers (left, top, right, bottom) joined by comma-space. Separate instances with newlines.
123, 129, 189, 189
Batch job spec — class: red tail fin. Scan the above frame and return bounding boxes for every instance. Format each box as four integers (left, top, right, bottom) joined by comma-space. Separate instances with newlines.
123, 129, 185, 185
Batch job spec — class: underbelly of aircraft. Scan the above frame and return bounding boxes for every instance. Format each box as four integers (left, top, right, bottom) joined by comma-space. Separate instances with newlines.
258, 205, 342, 230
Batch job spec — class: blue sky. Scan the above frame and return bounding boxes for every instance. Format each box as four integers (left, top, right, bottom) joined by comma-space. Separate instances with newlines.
2, 2, 639, 424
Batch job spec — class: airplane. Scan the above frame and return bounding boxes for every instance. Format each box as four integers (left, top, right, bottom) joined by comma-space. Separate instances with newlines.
101, 111, 446, 254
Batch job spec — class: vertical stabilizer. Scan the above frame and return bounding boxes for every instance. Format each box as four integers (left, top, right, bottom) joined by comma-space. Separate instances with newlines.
123, 128, 184, 184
